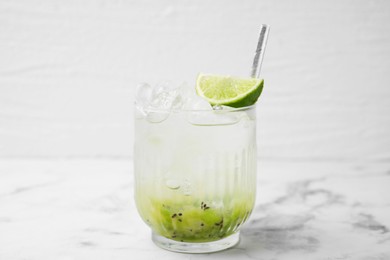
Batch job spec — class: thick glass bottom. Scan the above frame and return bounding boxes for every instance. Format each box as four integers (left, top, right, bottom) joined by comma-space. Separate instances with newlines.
152, 232, 240, 253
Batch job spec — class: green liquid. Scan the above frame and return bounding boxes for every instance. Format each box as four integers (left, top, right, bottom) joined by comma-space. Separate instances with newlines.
139, 197, 253, 243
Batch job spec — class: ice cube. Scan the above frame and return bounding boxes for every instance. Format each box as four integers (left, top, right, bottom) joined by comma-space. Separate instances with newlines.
171, 94, 184, 110
187, 103, 241, 126
171, 82, 192, 110
149, 82, 180, 111
146, 110, 170, 123
135, 83, 153, 107
145, 85, 173, 122
183, 95, 212, 111
135, 104, 147, 119
187, 112, 240, 125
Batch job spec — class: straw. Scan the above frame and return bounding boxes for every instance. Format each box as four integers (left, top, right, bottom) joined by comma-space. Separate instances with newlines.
251, 24, 270, 78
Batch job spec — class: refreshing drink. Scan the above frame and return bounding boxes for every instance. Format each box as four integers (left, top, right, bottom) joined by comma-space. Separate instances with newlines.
134, 23, 269, 254
134, 76, 261, 253
134, 24, 269, 253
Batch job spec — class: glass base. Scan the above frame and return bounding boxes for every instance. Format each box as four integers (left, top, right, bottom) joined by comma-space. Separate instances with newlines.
152, 232, 240, 253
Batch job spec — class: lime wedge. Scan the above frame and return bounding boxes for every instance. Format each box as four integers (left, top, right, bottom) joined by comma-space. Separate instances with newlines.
196, 74, 264, 108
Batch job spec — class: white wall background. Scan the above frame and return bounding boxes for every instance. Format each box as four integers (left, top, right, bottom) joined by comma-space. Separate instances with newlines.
1, 0, 390, 161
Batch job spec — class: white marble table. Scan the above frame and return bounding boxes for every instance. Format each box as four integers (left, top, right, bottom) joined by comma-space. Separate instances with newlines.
1, 159, 389, 260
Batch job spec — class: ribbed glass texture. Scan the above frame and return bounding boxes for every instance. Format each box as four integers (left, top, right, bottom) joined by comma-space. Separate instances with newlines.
134, 106, 257, 246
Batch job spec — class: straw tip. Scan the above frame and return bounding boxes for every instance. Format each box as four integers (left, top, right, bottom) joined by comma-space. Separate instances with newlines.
261, 24, 270, 30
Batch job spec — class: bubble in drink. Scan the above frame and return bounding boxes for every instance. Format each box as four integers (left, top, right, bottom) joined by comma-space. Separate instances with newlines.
165, 179, 181, 190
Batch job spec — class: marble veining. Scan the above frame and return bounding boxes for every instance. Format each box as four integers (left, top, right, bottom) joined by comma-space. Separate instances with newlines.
0, 160, 389, 260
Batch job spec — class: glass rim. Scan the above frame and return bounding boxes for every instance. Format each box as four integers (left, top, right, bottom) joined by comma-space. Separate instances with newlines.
135, 102, 256, 113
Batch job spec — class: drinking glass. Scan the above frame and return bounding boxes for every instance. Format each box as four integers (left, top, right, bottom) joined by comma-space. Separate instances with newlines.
134, 105, 257, 253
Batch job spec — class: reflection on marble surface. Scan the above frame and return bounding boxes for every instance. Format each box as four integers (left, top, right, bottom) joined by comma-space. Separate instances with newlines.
0, 160, 389, 260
